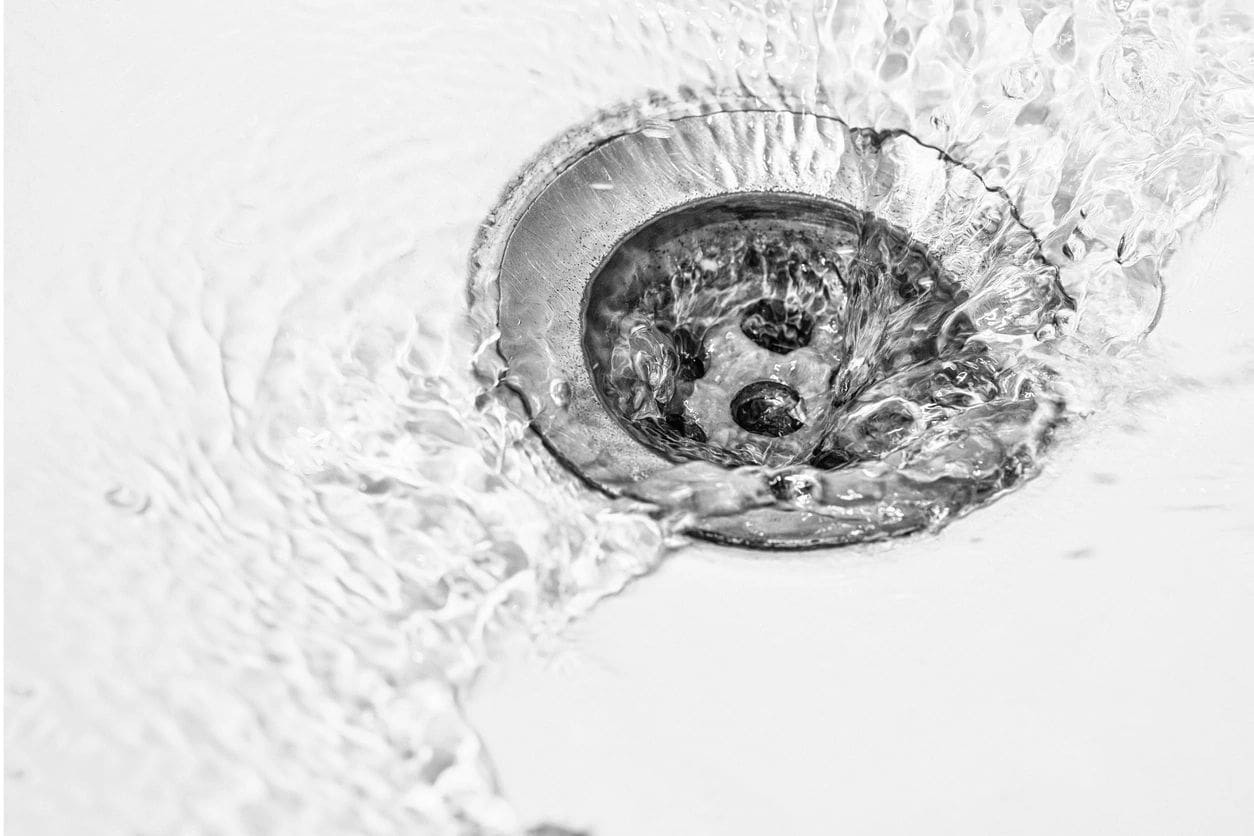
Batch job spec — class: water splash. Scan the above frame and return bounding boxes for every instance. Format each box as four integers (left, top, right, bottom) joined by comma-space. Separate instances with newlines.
470, 0, 1254, 819
7, 0, 1254, 834
208, 307, 685, 834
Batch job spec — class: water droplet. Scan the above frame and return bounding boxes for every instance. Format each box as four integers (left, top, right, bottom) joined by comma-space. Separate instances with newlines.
1001, 63, 1042, 100
105, 485, 150, 514
550, 379, 572, 408
769, 471, 819, 502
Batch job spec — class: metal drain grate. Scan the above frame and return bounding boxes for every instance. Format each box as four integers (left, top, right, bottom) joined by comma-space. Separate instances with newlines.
474, 106, 1072, 548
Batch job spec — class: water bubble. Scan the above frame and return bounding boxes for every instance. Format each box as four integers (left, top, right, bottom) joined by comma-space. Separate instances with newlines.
1051, 16, 1076, 64
879, 52, 909, 81
105, 485, 150, 514
768, 471, 820, 502
1001, 64, 1043, 100
844, 399, 923, 457
1061, 231, 1087, 261
549, 379, 572, 408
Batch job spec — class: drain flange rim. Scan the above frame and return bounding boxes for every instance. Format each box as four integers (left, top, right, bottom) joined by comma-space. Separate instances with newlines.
483, 106, 1068, 548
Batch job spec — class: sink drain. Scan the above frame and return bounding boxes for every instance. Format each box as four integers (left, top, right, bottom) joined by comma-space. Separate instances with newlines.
582, 192, 959, 471
473, 106, 1071, 548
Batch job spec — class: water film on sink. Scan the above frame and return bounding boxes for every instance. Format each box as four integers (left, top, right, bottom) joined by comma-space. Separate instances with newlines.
7, 1, 1254, 834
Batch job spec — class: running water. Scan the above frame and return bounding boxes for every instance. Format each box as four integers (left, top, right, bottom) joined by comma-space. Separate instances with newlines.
583, 194, 970, 470
6, 1, 1253, 834
565, 152, 1070, 547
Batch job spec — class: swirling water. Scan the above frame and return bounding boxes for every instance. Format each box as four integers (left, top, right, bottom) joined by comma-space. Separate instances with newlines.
584, 194, 985, 468
5, 0, 1253, 834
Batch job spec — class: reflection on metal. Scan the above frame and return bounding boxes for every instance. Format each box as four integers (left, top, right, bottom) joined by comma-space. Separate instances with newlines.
476, 107, 1071, 548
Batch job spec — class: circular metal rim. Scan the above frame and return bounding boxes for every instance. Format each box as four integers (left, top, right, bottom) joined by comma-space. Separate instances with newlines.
477, 106, 1068, 548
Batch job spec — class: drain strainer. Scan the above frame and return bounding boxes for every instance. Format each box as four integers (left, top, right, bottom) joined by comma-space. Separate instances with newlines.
473, 106, 1071, 548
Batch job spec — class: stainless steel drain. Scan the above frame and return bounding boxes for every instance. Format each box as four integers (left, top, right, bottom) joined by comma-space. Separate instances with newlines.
472, 105, 1072, 548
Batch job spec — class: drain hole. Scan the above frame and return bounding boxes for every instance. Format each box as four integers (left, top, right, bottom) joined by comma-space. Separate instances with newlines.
739, 298, 815, 354
731, 381, 805, 437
